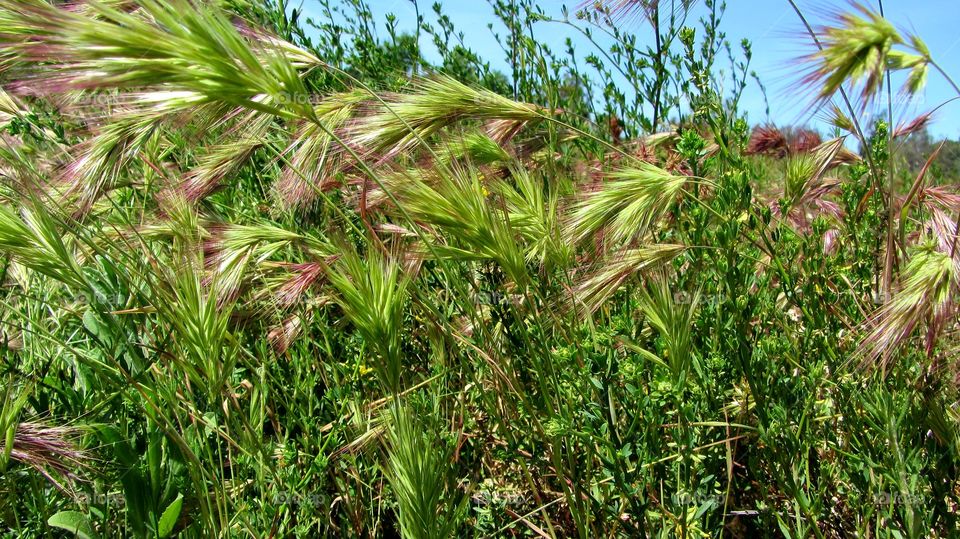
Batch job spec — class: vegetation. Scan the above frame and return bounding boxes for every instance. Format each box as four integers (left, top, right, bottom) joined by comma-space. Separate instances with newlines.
0, 0, 959, 537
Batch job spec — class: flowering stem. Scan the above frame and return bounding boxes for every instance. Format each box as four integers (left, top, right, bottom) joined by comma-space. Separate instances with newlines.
785, 0, 882, 197
879, 0, 897, 301
930, 59, 960, 98
928, 59, 960, 258
786, 0, 889, 300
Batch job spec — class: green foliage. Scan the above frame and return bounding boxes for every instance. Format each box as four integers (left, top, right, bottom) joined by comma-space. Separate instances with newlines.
383, 405, 467, 539
0, 1, 959, 538
47, 511, 98, 539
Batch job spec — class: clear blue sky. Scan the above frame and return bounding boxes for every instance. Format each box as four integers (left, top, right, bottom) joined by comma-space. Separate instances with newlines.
296, 0, 960, 139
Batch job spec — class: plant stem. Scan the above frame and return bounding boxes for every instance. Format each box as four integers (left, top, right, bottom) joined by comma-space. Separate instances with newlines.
879, 0, 896, 303
785, 0, 883, 194
652, 4, 663, 130
929, 59, 960, 259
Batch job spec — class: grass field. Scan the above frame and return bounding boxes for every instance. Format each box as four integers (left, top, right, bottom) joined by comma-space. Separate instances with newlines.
1, 0, 960, 537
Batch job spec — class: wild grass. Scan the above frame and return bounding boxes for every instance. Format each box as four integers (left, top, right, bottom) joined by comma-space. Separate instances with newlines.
0, 0, 959, 538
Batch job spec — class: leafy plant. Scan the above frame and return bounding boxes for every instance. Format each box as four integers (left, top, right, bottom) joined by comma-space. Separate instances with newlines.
0, 0, 958, 537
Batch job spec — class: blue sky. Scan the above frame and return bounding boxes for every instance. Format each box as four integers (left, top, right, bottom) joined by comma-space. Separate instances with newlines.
296, 0, 960, 139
